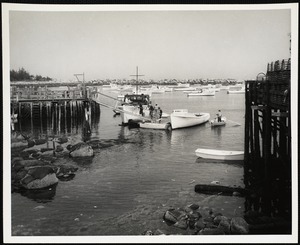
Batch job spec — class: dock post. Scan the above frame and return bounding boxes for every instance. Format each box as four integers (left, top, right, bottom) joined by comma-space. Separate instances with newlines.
58, 102, 61, 133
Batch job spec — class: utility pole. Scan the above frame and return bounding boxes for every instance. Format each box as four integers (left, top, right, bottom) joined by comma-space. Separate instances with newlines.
130, 66, 144, 94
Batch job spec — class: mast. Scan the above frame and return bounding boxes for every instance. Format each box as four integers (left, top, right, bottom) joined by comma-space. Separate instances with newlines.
130, 66, 144, 94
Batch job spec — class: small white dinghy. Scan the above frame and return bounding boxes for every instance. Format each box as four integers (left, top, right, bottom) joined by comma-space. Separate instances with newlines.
195, 148, 244, 161
210, 117, 226, 127
139, 121, 172, 130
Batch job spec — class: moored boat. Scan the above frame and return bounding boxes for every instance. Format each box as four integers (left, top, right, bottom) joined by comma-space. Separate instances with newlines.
187, 89, 215, 97
120, 94, 151, 124
170, 109, 210, 129
139, 121, 172, 130
195, 148, 244, 160
210, 117, 226, 127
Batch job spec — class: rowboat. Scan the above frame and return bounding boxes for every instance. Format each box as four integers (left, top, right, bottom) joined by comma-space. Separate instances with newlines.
195, 148, 244, 160
139, 121, 172, 130
170, 109, 210, 130
210, 117, 226, 127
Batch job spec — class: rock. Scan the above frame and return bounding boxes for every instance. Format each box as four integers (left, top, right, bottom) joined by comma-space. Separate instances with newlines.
218, 219, 231, 234
11, 131, 27, 142
54, 136, 69, 144
230, 217, 249, 234
174, 219, 188, 230
188, 203, 200, 210
198, 228, 225, 235
188, 211, 202, 222
195, 220, 205, 230
213, 215, 229, 226
55, 145, 64, 152
21, 172, 58, 189
20, 166, 58, 189
163, 209, 187, 224
27, 140, 35, 148
33, 139, 47, 145
142, 230, 153, 235
69, 142, 94, 157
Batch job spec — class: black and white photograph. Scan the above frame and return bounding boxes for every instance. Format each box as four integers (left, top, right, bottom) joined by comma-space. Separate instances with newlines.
2, 3, 298, 243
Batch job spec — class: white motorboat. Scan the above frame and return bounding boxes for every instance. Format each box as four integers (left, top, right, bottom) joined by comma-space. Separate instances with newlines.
120, 94, 151, 124
170, 109, 210, 129
187, 89, 215, 96
210, 117, 226, 127
227, 86, 245, 94
195, 148, 244, 161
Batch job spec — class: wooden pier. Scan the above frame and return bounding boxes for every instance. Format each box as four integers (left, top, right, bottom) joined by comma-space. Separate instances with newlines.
244, 59, 291, 219
10, 85, 101, 133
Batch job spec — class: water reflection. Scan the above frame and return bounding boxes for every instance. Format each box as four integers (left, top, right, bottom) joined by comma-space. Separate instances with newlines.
195, 157, 244, 167
17, 183, 58, 203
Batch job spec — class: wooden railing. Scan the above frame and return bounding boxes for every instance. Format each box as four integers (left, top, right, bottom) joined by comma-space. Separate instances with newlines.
10, 86, 92, 102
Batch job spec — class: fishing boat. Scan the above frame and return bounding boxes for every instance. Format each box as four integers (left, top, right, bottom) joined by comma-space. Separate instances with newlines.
120, 94, 151, 124
170, 109, 210, 129
195, 148, 244, 160
210, 117, 226, 127
187, 89, 215, 97
139, 121, 172, 130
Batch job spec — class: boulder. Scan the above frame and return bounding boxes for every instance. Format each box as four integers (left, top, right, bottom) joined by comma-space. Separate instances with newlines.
20, 166, 58, 189
174, 218, 188, 230
213, 215, 229, 226
188, 203, 200, 210
195, 220, 205, 230
163, 208, 187, 224
230, 217, 249, 234
218, 219, 231, 234
69, 142, 94, 157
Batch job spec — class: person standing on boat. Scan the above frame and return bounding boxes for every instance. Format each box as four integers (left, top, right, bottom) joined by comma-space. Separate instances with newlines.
149, 103, 154, 119
139, 103, 144, 116
216, 110, 222, 122
158, 107, 163, 119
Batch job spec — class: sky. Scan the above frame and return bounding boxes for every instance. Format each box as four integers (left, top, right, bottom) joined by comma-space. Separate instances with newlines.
8, 6, 292, 82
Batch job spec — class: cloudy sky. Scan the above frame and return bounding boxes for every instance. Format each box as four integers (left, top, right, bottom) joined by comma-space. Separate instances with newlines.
8, 5, 291, 82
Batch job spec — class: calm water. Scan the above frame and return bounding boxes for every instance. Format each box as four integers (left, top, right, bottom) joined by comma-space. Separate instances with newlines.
11, 89, 246, 236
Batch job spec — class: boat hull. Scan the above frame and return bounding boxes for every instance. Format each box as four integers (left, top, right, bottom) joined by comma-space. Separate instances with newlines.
121, 105, 150, 124
139, 122, 171, 130
210, 117, 226, 127
170, 110, 210, 129
195, 148, 244, 160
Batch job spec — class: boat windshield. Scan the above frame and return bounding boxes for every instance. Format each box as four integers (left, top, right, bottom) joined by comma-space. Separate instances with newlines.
123, 94, 150, 105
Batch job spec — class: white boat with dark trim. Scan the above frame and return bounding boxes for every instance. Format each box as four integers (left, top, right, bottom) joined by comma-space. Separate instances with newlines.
195, 148, 244, 160
170, 109, 210, 129
120, 94, 151, 124
210, 117, 226, 127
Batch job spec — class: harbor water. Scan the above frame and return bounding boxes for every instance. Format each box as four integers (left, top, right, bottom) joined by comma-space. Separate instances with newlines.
11, 89, 246, 236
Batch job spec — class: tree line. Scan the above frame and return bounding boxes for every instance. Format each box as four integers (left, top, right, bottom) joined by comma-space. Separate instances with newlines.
10, 68, 52, 81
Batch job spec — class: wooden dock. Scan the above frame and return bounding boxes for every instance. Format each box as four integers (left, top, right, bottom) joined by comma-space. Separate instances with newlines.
244, 59, 291, 219
10, 85, 101, 133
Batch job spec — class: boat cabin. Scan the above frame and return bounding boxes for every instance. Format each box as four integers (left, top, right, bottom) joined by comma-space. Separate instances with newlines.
123, 94, 150, 105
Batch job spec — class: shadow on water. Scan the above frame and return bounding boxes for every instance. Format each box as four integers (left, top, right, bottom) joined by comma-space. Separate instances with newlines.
17, 183, 58, 203
195, 157, 244, 167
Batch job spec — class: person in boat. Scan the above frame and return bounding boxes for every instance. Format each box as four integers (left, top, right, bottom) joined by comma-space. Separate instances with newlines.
159, 107, 163, 118
139, 103, 144, 116
149, 103, 154, 119
216, 110, 222, 122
